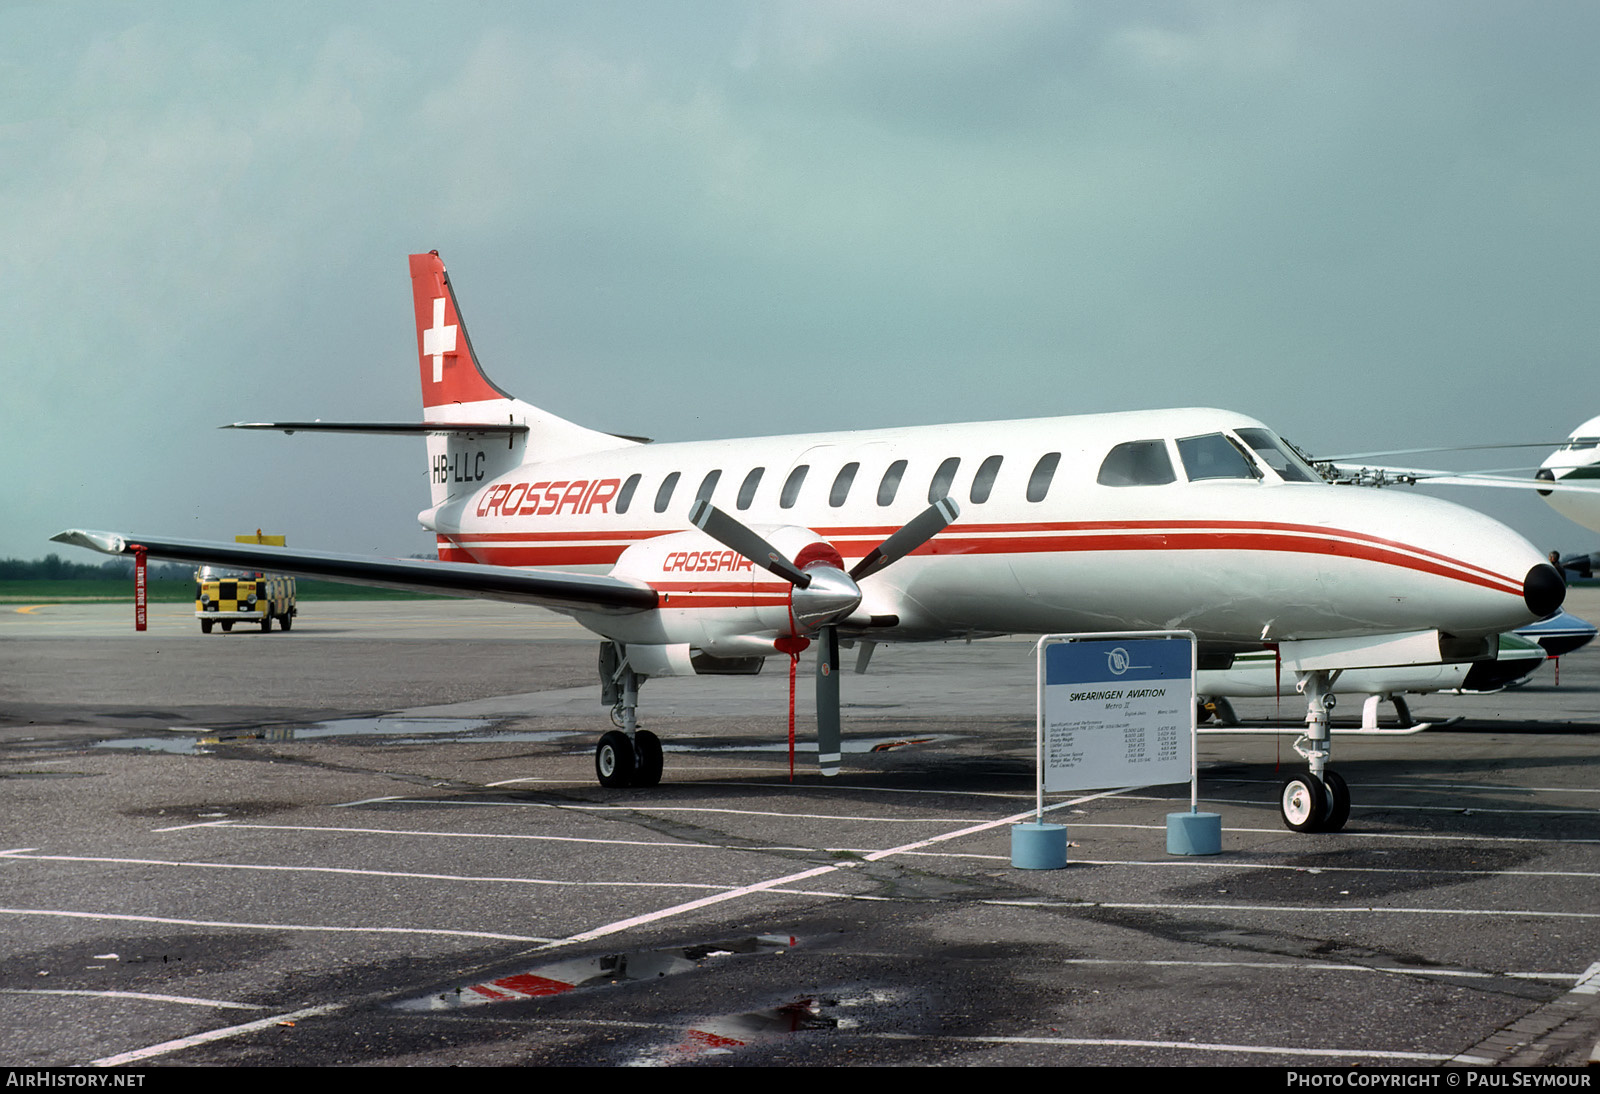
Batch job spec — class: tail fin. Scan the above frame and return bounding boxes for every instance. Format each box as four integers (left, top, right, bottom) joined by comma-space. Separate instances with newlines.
408, 252, 637, 515
411, 251, 515, 411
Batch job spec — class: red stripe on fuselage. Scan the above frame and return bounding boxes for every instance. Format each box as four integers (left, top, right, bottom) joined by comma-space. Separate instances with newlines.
436, 520, 1525, 599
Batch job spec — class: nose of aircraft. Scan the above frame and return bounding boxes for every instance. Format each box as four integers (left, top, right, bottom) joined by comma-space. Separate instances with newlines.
1524, 562, 1566, 617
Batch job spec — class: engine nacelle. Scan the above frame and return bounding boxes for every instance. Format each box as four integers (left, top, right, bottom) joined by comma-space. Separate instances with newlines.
599, 525, 841, 658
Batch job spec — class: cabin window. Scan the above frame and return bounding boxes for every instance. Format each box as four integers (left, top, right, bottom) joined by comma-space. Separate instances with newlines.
1177, 433, 1261, 481
695, 470, 722, 503
970, 455, 1003, 503
615, 473, 641, 514
1235, 428, 1319, 483
1097, 440, 1177, 486
877, 460, 908, 506
830, 462, 860, 507
1027, 452, 1060, 502
780, 465, 808, 509
928, 457, 960, 503
737, 467, 764, 510
654, 471, 681, 513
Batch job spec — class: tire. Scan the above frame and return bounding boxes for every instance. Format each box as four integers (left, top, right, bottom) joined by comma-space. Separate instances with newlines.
595, 731, 635, 788
280, 611, 292, 632
221, 621, 233, 633
200, 619, 213, 634
1321, 769, 1351, 832
633, 730, 663, 788
260, 614, 272, 633
1280, 775, 1328, 833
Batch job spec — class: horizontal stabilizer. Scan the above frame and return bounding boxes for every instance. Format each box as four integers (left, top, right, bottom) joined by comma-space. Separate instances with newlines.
50, 530, 657, 616
227, 421, 529, 437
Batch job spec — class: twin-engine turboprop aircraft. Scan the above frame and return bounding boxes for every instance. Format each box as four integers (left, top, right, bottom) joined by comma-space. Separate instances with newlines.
54, 252, 1566, 833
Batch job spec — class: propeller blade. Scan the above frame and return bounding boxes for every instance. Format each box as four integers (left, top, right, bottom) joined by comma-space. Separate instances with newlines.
850, 496, 961, 582
815, 624, 841, 777
688, 499, 810, 587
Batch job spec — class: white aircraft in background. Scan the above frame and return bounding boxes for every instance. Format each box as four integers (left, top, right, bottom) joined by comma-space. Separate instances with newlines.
1537, 415, 1600, 535
1318, 416, 1600, 539
55, 252, 1565, 834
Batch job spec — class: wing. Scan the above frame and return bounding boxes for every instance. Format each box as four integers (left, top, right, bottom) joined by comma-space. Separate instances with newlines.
50, 530, 657, 616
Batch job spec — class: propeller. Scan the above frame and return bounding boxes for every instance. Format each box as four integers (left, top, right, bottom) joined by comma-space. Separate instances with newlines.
687, 497, 960, 776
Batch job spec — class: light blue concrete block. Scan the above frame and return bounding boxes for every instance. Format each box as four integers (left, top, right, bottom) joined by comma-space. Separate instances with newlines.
1011, 821, 1068, 869
1167, 811, 1222, 855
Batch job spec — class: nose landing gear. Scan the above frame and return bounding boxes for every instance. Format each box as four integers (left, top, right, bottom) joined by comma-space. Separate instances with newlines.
1279, 669, 1352, 832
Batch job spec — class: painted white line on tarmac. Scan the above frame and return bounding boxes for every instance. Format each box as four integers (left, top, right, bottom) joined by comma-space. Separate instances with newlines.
550, 791, 1118, 947
2, 987, 266, 1009
164, 820, 815, 853
868, 1031, 1490, 1064
693, 780, 1034, 801
563, 864, 842, 944
1060, 855, 1600, 880
341, 797, 995, 824
1199, 794, 1600, 818
92, 1003, 346, 1067
985, 898, 1600, 920
0, 850, 734, 891
1220, 778, 1600, 796
1047, 958, 1579, 982
1069, 820, 1600, 844
0, 906, 558, 943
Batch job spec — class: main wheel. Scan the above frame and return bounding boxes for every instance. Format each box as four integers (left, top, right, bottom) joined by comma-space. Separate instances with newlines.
595, 730, 635, 788
633, 730, 663, 788
1280, 774, 1329, 833
1321, 769, 1351, 832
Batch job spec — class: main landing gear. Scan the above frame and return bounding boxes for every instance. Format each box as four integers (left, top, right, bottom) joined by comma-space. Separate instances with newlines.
1279, 669, 1353, 833
594, 643, 663, 789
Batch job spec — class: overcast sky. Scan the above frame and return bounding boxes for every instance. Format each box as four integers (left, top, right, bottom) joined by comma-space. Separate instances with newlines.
4, 1, 1598, 563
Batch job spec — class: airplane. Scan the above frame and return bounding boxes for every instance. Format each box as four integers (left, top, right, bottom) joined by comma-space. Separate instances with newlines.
54, 251, 1567, 834
1196, 629, 1551, 732
1314, 416, 1600, 536
1537, 415, 1600, 534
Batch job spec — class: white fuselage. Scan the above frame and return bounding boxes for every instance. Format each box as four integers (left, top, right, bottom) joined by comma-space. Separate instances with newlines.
419, 406, 1551, 657
1540, 414, 1600, 534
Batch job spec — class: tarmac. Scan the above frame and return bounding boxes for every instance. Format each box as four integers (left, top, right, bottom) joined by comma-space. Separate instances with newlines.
1, 591, 1598, 1067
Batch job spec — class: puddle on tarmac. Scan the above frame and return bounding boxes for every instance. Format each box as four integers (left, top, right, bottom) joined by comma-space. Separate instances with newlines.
392, 934, 797, 1012
93, 736, 209, 755
94, 718, 585, 753
627, 989, 898, 1065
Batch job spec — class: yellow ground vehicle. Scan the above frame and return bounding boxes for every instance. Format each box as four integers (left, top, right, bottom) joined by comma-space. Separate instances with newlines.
194, 534, 297, 633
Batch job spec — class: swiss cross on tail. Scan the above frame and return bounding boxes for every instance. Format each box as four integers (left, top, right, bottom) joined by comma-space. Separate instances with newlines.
408, 250, 511, 409
423, 297, 457, 383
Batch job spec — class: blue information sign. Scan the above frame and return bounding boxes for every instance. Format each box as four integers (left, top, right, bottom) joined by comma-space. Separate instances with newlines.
1039, 634, 1195, 794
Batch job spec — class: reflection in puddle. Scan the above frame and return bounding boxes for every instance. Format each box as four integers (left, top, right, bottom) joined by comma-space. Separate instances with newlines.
392, 935, 797, 1012
629, 989, 896, 1065
93, 736, 207, 755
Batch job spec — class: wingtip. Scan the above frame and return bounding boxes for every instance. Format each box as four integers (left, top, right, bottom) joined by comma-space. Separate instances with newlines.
50, 529, 127, 555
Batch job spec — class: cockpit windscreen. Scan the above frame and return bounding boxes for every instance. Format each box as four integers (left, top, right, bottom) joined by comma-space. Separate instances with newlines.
1234, 428, 1321, 483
